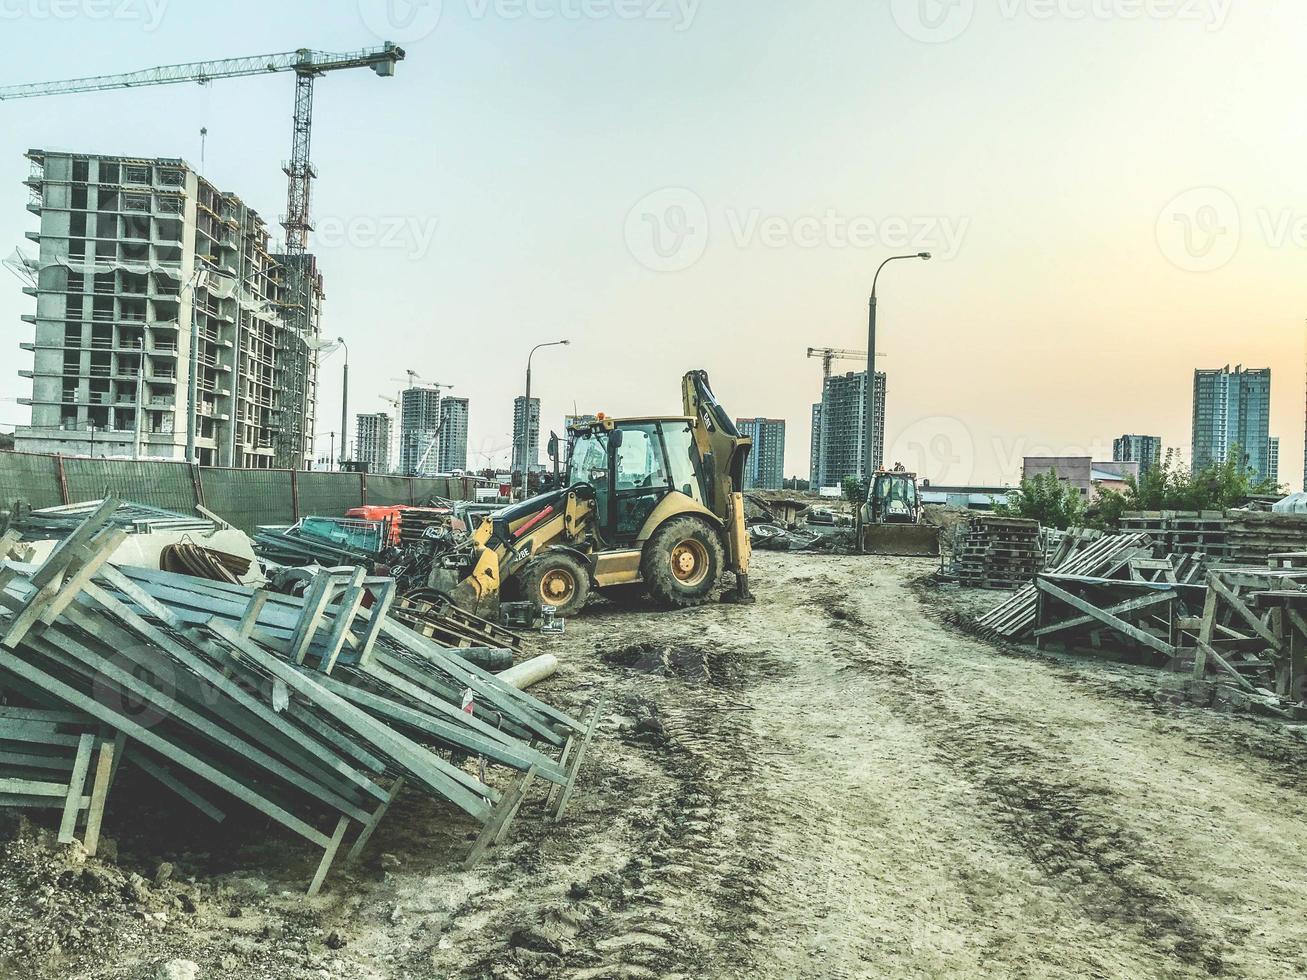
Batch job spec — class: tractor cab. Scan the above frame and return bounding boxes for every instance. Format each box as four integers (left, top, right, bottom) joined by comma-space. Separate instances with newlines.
564, 416, 707, 546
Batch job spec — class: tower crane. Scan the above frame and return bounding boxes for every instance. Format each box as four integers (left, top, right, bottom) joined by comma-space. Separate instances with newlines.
0, 44, 406, 469
807, 346, 886, 379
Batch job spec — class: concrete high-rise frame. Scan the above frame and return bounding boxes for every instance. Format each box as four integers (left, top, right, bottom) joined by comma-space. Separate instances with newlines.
399, 386, 442, 477
737, 417, 786, 490
437, 397, 469, 473
355, 412, 392, 474
13, 150, 321, 467
811, 371, 886, 490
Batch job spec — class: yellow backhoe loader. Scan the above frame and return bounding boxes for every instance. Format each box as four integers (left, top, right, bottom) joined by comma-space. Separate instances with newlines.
428, 371, 755, 618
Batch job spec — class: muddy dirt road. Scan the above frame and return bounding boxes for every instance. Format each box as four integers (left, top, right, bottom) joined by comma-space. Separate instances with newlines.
334, 551, 1307, 980
13, 551, 1307, 979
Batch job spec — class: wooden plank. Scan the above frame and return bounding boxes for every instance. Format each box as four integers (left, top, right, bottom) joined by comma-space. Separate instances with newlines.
464, 765, 539, 869
306, 815, 351, 898
352, 580, 395, 668
0, 778, 69, 798
288, 573, 337, 665
0, 645, 331, 847
318, 568, 367, 674
1208, 575, 1283, 651
126, 752, 226, 823
346, 776, 405, 865
1035, 579, 1176, 656
1197, 640, 1258, 693
553, 697, 605, 822
58, 734, 94, 844
82, 739, 115, 856
238, 590, 270, 640
30, 497, 120, 589
1033, 590, 1174, 639
208, 623, 496, 822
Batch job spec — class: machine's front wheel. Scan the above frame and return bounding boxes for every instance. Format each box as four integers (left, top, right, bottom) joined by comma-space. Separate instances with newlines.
517, 552, 592, 617
641, 517, 724, 609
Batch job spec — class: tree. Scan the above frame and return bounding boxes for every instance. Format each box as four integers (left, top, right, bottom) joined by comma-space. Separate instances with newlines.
842, 475, 865, 507
1091, 447, 1283, 529
994, 470, 1086, 530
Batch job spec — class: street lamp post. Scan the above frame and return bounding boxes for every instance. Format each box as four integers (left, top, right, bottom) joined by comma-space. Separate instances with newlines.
521, 340, 570, 495
337, 336, 349, 470
864, 252, 932, 483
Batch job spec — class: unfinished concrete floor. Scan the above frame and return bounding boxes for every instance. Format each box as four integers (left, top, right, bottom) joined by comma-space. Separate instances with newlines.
10, 551, 1307, 979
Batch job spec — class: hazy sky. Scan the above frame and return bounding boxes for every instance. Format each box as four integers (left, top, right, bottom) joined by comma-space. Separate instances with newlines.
1, 0, 1303, 488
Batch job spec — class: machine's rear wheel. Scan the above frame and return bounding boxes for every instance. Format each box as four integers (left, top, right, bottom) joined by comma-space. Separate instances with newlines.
517, 552, 591, 617
641, 517, 724, 609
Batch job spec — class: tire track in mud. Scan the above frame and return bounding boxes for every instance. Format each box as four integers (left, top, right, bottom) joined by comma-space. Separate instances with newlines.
817, 587, 1233, 975
459, 647, 779, 980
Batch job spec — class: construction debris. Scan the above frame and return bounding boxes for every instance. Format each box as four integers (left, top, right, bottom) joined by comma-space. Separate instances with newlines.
1223, 510, 1307, 565
0, 499, 598, 895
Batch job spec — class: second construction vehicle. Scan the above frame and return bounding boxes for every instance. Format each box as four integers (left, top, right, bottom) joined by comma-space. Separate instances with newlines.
431, 371, 755, 618
859, 469, 941, 557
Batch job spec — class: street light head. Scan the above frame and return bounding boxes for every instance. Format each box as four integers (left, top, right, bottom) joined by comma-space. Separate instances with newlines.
918, 252, 932, 260
560, 340, 571, 346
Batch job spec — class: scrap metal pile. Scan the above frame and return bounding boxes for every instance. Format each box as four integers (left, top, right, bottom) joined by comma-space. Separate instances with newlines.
0, 500, 599, 894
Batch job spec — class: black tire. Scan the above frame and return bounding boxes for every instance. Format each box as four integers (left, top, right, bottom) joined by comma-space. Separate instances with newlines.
641, 517, 724, 609
515, 552, 591, 617
599, 582, 648, 608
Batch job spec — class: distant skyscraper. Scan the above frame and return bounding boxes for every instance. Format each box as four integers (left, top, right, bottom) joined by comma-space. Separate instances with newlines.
1269, 436, 1280, 487
512, 396, 541, 473
809, 403, 823, 488
400, 387, 442, 476
355, 412, 392, 474
437, 397, 469, 473
736, 418, 786, 490
1113, 434, 1162, 474
810, 371, 886, 489
1192, 365, 1272, 481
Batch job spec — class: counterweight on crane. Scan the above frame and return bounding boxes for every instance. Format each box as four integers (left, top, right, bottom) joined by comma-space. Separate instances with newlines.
0, 44, 406, 468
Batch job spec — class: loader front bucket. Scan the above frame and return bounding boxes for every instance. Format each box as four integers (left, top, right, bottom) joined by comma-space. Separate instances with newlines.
861, 523, 941, 557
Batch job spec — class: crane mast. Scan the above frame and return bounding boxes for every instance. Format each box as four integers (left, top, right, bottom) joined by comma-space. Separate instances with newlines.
0, 44, 405, 469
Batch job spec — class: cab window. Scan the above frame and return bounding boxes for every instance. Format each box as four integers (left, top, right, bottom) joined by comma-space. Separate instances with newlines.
661, 422, 702, 503
615, 424, 670, 490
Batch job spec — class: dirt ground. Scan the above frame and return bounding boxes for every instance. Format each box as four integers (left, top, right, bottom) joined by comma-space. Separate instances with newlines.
8, 550, 1307, 979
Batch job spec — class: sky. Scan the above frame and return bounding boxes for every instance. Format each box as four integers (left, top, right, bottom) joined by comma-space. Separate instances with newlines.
0, 0, 1304, 488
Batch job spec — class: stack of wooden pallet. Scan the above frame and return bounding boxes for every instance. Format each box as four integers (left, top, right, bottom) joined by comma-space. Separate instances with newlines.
1224, 510, 1307, 565
950, 516, 1042, 589
0, 499, 601, 894
1119, 511, 1230, 558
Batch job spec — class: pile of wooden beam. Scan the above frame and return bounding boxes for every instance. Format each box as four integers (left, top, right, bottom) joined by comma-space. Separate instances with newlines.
1119, 511, 1230, 558
0, 499, 600, 894
949, 516, 1043, 589
975, 532, 1156, 639
1223, 510, 1307, 566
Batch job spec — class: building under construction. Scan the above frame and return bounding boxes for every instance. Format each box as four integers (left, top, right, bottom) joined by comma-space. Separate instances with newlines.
400, 386, 442, 477
810, 370, 886, 490
12, 150, 322, 468
355, 411, 392, 474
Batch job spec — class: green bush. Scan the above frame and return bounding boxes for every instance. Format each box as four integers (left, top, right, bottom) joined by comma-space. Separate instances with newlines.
994, 469, 1086, 530
1092, 447, 1282, 529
